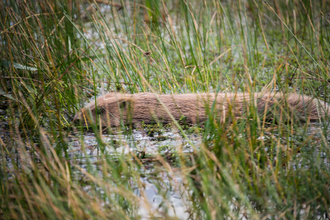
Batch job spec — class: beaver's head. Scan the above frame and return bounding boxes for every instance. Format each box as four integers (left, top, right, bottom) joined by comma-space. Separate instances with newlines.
73, 93, 134, 127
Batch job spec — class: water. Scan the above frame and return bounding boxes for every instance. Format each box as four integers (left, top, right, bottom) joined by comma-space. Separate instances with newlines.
66, 127, 201, 218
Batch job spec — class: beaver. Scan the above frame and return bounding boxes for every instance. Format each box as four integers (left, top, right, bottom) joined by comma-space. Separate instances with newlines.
73, 92, 330, 127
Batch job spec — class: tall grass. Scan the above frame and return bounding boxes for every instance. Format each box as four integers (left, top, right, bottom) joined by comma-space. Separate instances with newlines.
1, 0, 330, 219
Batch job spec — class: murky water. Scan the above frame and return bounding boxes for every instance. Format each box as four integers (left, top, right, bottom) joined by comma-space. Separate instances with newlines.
64, 121, 330, 219
66, 127, 201, 219
68, 128, 201, 156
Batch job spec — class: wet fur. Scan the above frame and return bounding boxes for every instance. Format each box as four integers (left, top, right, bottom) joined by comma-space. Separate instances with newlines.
73, 92, 330, 127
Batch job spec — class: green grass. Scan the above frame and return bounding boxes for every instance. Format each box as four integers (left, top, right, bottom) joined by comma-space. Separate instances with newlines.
1, 0, 330, 219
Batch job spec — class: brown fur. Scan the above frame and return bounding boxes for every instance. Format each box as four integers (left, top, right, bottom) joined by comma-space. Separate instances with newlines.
73, 92, 330, 127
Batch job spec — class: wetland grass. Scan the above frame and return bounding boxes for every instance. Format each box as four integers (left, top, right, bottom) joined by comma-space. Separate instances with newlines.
1, 0, 330, 219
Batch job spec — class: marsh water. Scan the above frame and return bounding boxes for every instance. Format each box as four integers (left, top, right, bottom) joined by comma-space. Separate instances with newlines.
67, 127, 200, 219
64, 122, 329, 219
